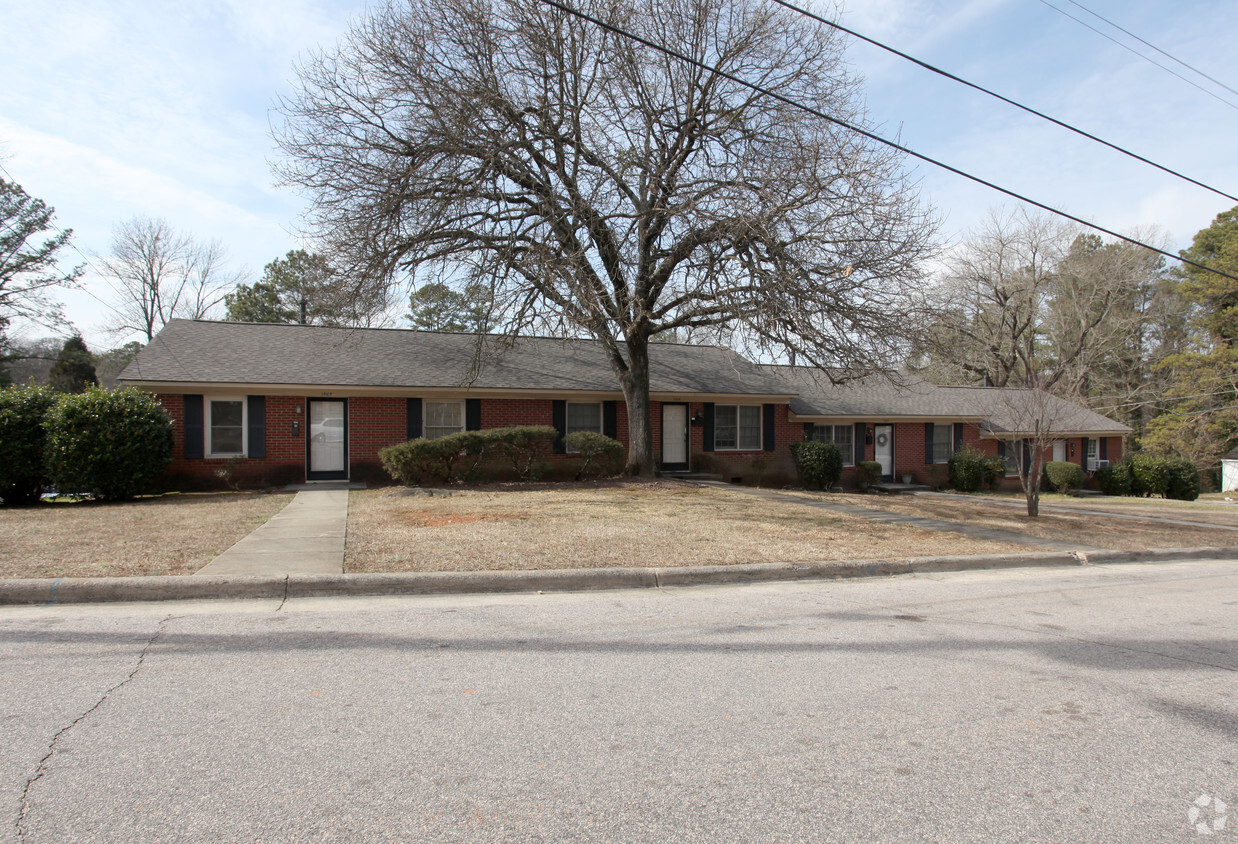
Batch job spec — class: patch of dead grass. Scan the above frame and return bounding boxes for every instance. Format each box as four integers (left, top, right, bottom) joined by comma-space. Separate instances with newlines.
0, 492, 294, 579
344, 480, 1023, 573
785, 491, 1238, 551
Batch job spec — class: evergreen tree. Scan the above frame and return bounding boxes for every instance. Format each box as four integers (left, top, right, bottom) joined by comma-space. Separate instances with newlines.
48, 335, 98, 393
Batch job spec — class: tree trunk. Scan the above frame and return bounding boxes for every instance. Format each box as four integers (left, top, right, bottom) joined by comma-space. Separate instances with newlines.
1024, 452, 1041, 517
620, 335, 656, 477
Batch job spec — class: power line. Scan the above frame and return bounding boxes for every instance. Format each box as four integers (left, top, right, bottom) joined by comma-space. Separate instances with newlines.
768, 0, 1238, 204
534, 0, 1238, 286
1034, 0, 1238, 112
1053, 0, 1238, 99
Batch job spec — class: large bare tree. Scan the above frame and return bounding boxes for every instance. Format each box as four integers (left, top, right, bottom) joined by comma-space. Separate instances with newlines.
275, 0, 937, 474
101, 217, 243, 341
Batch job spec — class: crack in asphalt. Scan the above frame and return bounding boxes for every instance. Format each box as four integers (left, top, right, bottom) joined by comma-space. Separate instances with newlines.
15, 614, 173, 842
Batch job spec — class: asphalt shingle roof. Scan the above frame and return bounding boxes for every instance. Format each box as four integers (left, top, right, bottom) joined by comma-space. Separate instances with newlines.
768, 367, 977, 418
764, 366, 1129, 435
119, 321, 1131, 436
118, 320, 791, 396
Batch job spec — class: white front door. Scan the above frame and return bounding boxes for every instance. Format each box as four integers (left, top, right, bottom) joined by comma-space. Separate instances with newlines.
308, 400, 346, 477
662, 404, 689, 468
874, 424, 894, 480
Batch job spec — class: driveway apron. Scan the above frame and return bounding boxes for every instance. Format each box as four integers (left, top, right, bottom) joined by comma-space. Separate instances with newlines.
195, 488, 349, 576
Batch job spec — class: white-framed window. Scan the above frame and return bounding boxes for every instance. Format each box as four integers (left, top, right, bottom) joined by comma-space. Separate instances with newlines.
425, 401, 465, 439
208, 397, 246, 457
1085, 438, 1099, 471
931, 425, 953, 464
565, 402, 602, 452
809, 424, 854, 466
715, 405, 762, 451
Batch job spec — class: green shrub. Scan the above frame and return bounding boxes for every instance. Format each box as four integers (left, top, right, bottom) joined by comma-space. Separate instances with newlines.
379, 438, 447, 485
380, 425, 558, 485
566, 431, 624, 480
948, 448, 988, 492
1044, 461, 1084, 494
1129, 453, 1170, 498
790, 440, 844, 490
493, 425, 557, 481
982, 458, 1008, 490
0, 384, 56, 504
44, 387, 174, 501
1164, 457, 1200, 501
856, 460, 882, 490
1095, 460, 1132, 496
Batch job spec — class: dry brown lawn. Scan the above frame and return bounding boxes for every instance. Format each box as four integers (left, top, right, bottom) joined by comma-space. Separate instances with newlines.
783, 491, 1238, 551
0, 492, 294, 579
344, 480, 1023, 573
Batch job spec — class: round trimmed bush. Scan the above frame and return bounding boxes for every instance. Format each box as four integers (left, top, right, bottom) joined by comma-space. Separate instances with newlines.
566, 431, 624, 480
1044, 461, 1084, 494
1095, 461, 1132, 496
948, 448, 987, 492
1163, 457, 1200, 501
0, 384, 57, 504
790, 440, 844, 490
44, 388, 174, 501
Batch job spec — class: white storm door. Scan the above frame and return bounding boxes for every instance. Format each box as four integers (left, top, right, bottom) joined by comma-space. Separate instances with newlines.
309, 400, 346, 474
662, 404, 689, 466
874, 424, 894, 479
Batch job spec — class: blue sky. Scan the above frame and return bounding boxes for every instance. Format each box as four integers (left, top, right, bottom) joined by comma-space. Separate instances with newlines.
3, 0, 1237, 349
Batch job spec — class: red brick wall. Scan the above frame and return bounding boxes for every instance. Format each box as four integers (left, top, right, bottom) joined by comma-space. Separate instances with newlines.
152, 391, 1128, 492
159, 393, 306, 489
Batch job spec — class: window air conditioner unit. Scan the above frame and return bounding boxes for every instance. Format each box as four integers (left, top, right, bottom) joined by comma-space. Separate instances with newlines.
1096, 460, 1109, 469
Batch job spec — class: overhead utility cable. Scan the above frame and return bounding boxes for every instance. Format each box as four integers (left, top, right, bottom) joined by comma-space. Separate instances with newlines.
1034, 0, 1238, 112
1050, 0, 1238, 99
534, 0, 1238, 285
768, 0, 1238, 204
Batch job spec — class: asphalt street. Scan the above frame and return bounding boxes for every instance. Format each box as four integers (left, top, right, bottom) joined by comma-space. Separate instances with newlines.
2, 560, 1236, 842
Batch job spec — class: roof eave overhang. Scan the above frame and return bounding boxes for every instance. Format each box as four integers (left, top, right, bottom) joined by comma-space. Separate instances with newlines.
119, 380, 795, 403
789, 411, 986, 424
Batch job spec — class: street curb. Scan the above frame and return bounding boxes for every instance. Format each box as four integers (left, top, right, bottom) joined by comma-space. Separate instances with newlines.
0, 546, 1232, 606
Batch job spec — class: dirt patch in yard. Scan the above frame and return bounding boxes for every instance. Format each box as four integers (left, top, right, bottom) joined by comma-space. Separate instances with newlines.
345, 480, 1024, 573
0, 492, 294, 579
782, 491, 1238, 551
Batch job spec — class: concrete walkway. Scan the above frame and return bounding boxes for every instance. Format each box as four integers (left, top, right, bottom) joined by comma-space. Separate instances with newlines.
692, 481, 1104, 552
194, 488, 350, 576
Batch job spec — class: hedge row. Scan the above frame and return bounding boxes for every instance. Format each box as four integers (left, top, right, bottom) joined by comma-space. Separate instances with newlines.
379, 426, 624, 485
0, 385, 174, 503
1097, 455, 1200, 501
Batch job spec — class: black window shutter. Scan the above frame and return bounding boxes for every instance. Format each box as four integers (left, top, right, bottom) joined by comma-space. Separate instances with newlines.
924, 423, 935, 464
953, 422, 964, 453
762, 404, 776, 452
406, 398, 423, 440
247, 396, 266, 459
854, 422, 866, 465
803, 422, 814, 441
1099, 438, 1108, 461
702, 403, 715, 452
997, 440, 1006, 458
1022, 440, 1031, 476
603, 400, 618, 439
183, 394, 204, 460
465, 398, 482, 431
552, 399, 566, 454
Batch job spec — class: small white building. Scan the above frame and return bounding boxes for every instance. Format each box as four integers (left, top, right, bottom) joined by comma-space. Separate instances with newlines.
1223, 446, 1238, 492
